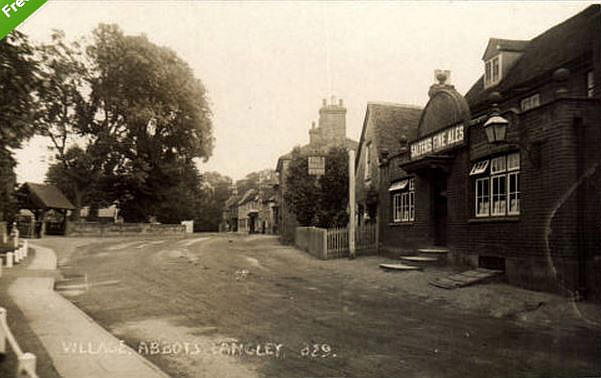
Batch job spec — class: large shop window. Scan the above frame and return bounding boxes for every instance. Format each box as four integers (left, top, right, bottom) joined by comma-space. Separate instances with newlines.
390, 178, 415, 222
470, 152, 520, 217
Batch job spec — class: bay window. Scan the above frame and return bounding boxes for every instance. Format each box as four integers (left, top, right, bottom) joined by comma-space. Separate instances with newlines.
471, 152, 520, 217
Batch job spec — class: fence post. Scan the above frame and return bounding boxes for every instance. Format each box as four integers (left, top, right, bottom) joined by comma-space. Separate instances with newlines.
6, 252, 13, 268
0, 307, 6, 354
348, 150, 356, 259
17, 352, 36, 377
322, 229, 328, 260
23, 240, 28, 257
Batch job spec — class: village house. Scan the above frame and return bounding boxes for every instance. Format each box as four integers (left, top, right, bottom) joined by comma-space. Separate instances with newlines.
354, 102, 422, 228
221, 184, 240, 232
237, 189, 259, 233
275, 96, 358, 243
374, 5, 600, 299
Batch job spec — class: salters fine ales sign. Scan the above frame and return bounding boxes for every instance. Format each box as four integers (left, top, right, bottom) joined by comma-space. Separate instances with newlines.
410, 124, 464, 160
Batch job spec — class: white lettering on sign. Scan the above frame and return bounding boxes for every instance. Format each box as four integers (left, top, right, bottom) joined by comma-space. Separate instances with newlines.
410, 124, 464, 160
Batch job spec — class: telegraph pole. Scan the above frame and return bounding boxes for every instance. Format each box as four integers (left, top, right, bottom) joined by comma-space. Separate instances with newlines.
348, 149, 356, 259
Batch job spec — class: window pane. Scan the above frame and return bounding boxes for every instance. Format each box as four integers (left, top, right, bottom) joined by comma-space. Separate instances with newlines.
491, 175, 507, 215
476, 178, 490, 216
508, 172, 520, 215
409, 191, 415, 221
507, 152, 520, 171
492, 57, 500, 82
490, 156, 506, 174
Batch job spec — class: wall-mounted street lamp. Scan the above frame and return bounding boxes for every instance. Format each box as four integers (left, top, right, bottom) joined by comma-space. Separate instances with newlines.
483, 113, 509, 144
483, 92, 542, 168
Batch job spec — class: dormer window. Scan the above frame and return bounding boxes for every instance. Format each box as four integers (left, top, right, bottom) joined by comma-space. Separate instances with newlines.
484, 55, 502, 88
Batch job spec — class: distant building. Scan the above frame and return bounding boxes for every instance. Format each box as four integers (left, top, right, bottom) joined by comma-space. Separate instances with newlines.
275, 97, 358, 243
15, 182, 75, 237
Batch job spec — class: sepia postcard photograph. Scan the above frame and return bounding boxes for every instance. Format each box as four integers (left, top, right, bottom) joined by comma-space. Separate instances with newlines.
0, 1, 600, 377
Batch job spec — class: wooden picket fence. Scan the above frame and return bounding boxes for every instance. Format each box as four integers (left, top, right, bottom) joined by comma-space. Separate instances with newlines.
295, 223, 377, 260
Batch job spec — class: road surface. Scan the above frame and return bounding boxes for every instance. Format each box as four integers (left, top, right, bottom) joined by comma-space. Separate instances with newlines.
35, 234, 601, 378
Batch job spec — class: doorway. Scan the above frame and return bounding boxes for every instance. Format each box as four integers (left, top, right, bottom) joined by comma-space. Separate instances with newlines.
432, 173, 448, 246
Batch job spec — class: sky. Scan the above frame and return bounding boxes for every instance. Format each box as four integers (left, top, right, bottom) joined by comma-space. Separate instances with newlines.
12, 1, 592, 182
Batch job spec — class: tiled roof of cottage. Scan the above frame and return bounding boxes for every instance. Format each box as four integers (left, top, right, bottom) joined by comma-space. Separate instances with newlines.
238, 189, 257, 205
19, 182, 75, 210
224, 195, 240, 208
466, 5, 600, 113
356, 102, 422, 163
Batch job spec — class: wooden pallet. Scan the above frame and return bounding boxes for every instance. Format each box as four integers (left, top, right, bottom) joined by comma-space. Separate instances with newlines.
429, 268, 503, 289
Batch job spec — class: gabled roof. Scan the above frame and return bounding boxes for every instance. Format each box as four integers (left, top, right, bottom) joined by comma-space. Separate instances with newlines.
482, 38, 529, 60
18, 182, 75, 210
466, 5, 600, 113
238, 189, 257, 206
356, 102, 422, 167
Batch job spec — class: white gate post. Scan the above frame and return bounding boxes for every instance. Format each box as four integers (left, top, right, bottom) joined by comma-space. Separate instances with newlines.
17, 352, 37, 376
0, 307, 6, 354
6, 252, 13, 268
348, 150, 356, 259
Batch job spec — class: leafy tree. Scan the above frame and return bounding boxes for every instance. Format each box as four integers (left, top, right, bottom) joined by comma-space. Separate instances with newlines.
285, 146, 349, 228
75, 24, 214, 222
35, 30, 88, 164
45, 146, 104, 221
235, 169, 275, 196
0, 31, 40, 222
194, 171, 233, 231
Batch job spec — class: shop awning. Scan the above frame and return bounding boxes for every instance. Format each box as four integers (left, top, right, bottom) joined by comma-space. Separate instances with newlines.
388, 180, 408, 192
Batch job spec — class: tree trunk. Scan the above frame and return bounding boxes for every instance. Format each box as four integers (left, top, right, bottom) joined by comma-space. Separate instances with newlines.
71, 188, 82, 222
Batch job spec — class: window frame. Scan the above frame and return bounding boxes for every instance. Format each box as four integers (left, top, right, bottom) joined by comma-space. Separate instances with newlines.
587, 71, 595, 97
485, 55, 502, 87
364, 142, 371, 180
472, 152, 520, 218
391, 177, 415, 223
520, 93, 540, 111
507, 171, 520, 216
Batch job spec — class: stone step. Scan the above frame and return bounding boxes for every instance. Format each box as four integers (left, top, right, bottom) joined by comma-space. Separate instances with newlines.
400, 256, 439, 263
417, 247, 449, 255
379, 263, 422, 271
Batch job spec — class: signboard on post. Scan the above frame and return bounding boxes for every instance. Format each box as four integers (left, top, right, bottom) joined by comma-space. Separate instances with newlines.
308, 156, 325, 176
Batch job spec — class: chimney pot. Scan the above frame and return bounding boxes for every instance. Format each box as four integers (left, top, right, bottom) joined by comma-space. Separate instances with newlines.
339, 99, 343, 106
322, 98, 327, 106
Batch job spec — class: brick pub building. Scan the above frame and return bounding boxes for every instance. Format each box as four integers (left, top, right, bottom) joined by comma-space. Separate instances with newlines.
378, 5, 601, 299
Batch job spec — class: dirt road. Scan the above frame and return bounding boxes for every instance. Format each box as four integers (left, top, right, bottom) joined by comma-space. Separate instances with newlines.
36, 234, 601, 378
